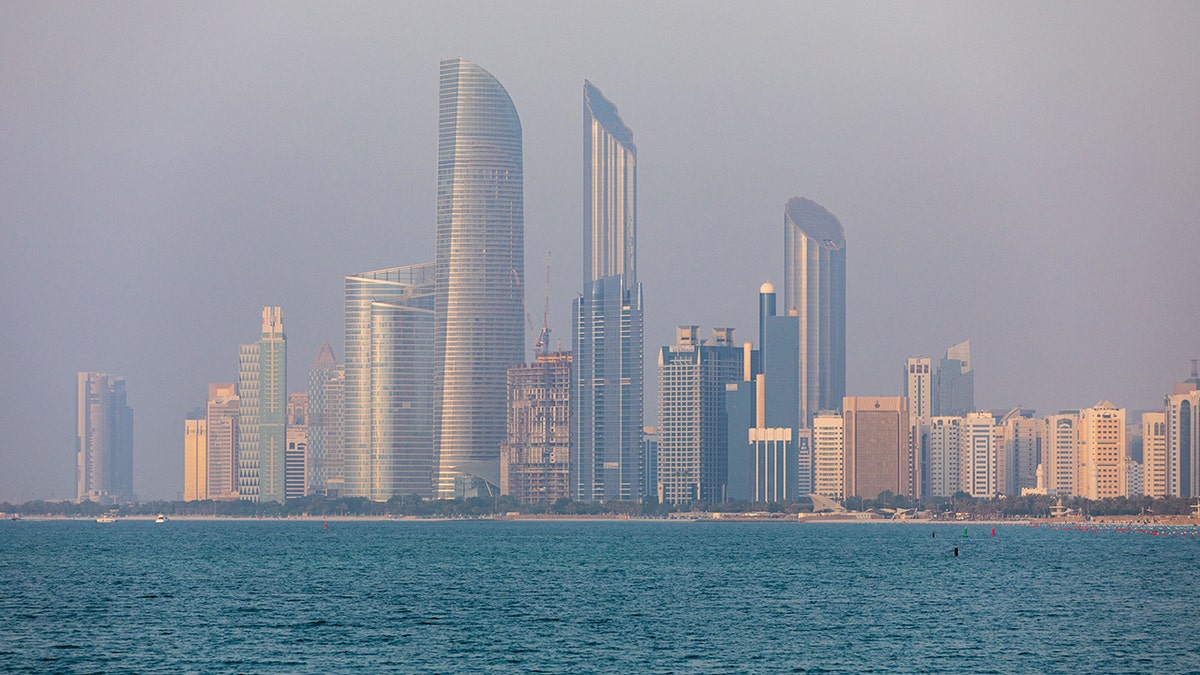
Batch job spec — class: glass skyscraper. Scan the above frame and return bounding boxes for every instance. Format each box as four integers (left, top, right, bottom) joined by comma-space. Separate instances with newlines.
434, 58, 524, 498
344, 264, 436, 500
573, 81, 644, 502
782, 197, 846, 427
76, 372, 133, 504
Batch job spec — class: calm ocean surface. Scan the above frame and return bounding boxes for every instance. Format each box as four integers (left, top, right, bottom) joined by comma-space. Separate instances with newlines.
1, 519, 1197, 673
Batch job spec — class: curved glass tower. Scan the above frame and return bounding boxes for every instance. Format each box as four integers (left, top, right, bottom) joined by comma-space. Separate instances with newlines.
345, 264, 436, 500
783, 197, 846, 427
574, 81, 644, 501
434, 58, 524, 498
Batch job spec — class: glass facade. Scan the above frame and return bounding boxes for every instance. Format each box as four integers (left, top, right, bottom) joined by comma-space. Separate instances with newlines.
307, 343, 343, 496
783, 197, 846, 427
434, 58, 524, 499
574, 82, 644, 502
344, 264, 436, 500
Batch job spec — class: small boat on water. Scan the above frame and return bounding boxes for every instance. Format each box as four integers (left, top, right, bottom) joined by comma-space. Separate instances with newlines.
95, 515, 117, 523
155, 514, 168, 523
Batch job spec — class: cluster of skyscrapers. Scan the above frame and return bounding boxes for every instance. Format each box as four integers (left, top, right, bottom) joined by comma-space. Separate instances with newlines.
74, 58, 1199, 509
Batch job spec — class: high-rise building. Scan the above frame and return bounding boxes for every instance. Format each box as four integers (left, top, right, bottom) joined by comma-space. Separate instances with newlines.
812, 412, 845, 501
1079, 401, 1126, 500
1165, 364, 1200, 498
434, 57, 524, 499
783, 197, 846, 427
237, 306, 286, 504
997, 409, 1043, 496
904, 357, 933, 422
658, 326, 743, 504
344, 264, 436, 501
935, 340, 974, 417
1043, 412, 1080, 497
184, 415, 207, 501
285, 393, 308, 499
925, 416, 962, 497
842, 396, 912, 500
574, 81, 644, 503
500, 352, 573, 504
307, 343, 344, 496
205, 383, 239, 501
959, 411, 998, 498
76, 372, 134, 504
1142, 411, 1168, 498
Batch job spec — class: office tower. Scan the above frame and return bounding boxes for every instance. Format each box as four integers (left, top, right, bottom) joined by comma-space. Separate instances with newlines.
307, 343, 344, 496
344, 264, 436, 500
237, 306, 286, 504
574, 81, 644, 503
205, 383, 239, 500
1043, 412, 1081, 497
725, 352, 758, 502
997, 410, 1043, 495
926, 417, 962, 497
434, 57, 524, 499
285, 393, 308, 499
184, 415, 207, 501
1079, 401, 1126, 500
812, 412, 846, 500
959, 412, 997, 497
935, 340, 974, 417
76, 372, 134, 504
842, 396, 912, 500
641, 427, 658, 501
904, 357, 933, 421
1142, 411, 1167, 497
500, 352, 572, 504
1165, 364, 1200, 498
658, 326, 743, 504
783, 197, 846, 427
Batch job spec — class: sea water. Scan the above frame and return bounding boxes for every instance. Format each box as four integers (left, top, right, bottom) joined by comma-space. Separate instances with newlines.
1, 519, 1197, 673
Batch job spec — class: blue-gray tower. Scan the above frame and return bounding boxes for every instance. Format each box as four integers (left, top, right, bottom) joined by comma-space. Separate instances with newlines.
573, 81, 644, 502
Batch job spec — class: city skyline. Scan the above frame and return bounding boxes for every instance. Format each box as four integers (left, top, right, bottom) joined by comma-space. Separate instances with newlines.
3, 3, 1199, 501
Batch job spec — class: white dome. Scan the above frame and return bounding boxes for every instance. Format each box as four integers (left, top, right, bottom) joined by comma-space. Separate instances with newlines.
759, 281, 775, 294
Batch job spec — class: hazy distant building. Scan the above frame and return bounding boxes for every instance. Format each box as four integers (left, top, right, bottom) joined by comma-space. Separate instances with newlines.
574, 81, 644, 503
434, 58, 525, 499
184, 416, 207, 501
285, 393, 308, 499
1126, 458, 1143, 498
658, 326, 743, 504
998, 410, 1043, 496
960, 412, 998, 498
307, 343, 344, 496
812, 412, 845, 501
500, 352, 572, 504
843, 396, 912, 500
76, 372, 134, 504
1142, 411, 1168, 498
237, 307, 287, 504
642, 427, 658, 500
1165, 365, 1200, 498
205, 383, 239, 501
1043, 412, 1081, 497
1079, 401, 1126, 500
344, 264, 436, 501
924, 417, 961, 497
935, 341, 974, 417
783, 198, 846, 426
904, 357, 933, 422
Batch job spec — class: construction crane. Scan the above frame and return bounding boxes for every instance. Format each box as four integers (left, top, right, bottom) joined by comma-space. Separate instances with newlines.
534, 251, 551, 357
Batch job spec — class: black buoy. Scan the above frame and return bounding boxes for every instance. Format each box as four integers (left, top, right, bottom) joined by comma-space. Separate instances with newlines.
953, 546, 959, 557
932, 531, 936, 539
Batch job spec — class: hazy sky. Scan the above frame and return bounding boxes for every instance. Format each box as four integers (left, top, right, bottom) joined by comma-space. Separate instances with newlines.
2, 1, 1198, 501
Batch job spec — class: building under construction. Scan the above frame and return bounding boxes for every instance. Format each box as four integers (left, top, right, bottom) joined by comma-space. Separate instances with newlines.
501, 352, 573, 504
